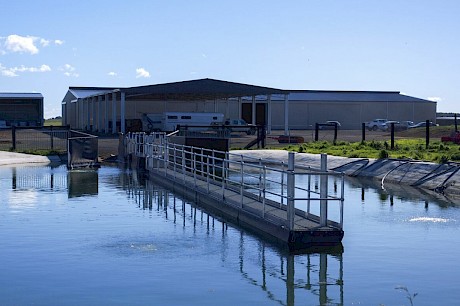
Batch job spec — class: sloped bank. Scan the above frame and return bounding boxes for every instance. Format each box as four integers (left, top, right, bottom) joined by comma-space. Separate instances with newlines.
232, 150, 460, 198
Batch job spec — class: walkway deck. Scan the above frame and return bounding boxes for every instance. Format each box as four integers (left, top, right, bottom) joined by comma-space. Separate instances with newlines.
124, 132, 344, 251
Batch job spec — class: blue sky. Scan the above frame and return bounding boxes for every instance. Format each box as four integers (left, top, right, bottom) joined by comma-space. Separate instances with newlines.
1, 0, 459, 118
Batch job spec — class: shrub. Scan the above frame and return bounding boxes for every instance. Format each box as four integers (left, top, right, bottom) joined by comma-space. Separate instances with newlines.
378, 150, 389, 159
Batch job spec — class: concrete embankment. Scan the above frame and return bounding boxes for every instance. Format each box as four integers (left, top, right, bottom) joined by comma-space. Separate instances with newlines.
0, 151, 60, 166
232, 150, 460, 197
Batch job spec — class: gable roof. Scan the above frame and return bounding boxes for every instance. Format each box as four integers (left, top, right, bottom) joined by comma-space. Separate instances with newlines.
123, 78, 286, 100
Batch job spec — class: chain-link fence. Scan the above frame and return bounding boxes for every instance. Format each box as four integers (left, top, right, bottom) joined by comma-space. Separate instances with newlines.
0, 126, 71, 153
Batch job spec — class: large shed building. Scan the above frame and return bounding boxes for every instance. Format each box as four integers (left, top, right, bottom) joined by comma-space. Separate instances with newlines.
0, 93, 44, 127
61, 78, 436, 134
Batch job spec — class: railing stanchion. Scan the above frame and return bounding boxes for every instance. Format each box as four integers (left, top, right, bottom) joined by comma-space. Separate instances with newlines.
287, 152, 295, 230
320, 153, 328, 227
240, 156, 244, 209
280, 162, 285, 208
262, 166, 266, 218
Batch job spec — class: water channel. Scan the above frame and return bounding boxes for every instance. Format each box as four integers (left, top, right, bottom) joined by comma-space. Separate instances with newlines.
0, 163, 459, 305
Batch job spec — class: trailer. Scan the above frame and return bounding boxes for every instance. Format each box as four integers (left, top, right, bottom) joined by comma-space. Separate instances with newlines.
142, 112, 224, 132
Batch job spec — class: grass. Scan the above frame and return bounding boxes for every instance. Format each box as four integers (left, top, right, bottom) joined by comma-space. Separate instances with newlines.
275, 138, 460, 164
44, 119, 62, 126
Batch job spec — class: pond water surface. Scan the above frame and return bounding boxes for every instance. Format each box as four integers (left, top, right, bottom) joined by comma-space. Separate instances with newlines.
0, 164, 459, 305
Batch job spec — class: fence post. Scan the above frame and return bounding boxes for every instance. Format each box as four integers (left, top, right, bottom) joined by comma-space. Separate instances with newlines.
287, 152, 295, 230
390, 122, 395, 150
333, 122, 337, 144
361, 122, 366, 142
50, 125, 54, 150
315, 123, 319, 141
12, 125, 16, 151
455, 113, 458, 132
425, 119, 430, 149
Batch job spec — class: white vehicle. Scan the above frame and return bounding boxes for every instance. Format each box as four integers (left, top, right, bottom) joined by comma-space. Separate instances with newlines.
143, 112, 224, 132
365, 119, 389, 131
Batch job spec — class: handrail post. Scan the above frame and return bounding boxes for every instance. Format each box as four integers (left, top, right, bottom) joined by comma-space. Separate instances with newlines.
320, 153, 328, 227
340, 172, 345, 228
287, 152, 295, 230
280, 162, 285, 208
258, 159, 262, 200
307, 169, 311, 216
240, 155, 244, 208
262, 166, 266, 218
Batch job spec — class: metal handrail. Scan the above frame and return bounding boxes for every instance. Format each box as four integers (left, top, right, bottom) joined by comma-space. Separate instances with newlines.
125, 132, 345, 229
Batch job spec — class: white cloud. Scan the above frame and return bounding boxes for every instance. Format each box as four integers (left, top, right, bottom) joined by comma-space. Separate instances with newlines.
5, 34, 39, 54
1, 69, 18, 77
1, 35, 64, 55
63, 64, 75, 71
427, 97, 442, 102
136, 67, 150, 78
40, 38, 50, 47
108, 71, 117, 76
0, 63, 51, 77
60, 63, 79, 77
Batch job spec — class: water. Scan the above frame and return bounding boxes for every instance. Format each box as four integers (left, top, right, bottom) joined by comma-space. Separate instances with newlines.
0, 164, 459, 305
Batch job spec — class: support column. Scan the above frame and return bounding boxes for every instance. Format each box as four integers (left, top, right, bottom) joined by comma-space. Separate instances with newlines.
267, 94, 272, 134
86, 98, 91, 131
238, 97, 242, 119
120, 91, 126, 134
284, 94, 289, 135
91, 97, 96, 132
252, 96, 256, 124
97, 95, 102, 132
105, 93, 109, 133
78, 98, 83, 129
112, 92, 117, 134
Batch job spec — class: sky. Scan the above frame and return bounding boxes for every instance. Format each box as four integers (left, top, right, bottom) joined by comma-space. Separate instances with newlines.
0, 0, 459, 118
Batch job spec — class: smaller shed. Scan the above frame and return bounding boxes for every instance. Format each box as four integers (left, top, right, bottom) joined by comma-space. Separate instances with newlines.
0, 93, 44, 127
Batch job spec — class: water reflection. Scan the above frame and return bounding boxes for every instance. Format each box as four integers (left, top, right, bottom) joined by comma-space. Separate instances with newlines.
8, 165, 98, 198
347, 176, 460, 208
120, 170, 345, 306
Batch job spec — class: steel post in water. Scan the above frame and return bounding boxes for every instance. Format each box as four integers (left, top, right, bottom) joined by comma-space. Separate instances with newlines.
319, 253, 328, 305
320, 153, 328, 227
287, 152, 295, 231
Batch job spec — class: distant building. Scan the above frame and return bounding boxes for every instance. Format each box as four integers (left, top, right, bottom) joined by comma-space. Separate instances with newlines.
61, 78, 436, 134
0, 93, 44, 127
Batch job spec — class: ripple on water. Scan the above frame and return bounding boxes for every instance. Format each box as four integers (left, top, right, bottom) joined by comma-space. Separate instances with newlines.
408, 217, 454, 223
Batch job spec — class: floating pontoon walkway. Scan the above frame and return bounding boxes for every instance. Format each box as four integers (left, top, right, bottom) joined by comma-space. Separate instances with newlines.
123, 132, 345, 251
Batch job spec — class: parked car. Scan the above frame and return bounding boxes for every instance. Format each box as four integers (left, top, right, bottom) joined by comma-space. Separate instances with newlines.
408, 121, 438, 129
391, 120, 414, 131
365, 119, 389, 131
319, 120, 341, 130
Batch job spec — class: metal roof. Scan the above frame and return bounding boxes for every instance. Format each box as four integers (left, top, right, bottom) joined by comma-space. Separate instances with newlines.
123, 78, 286, 100
62, 78, 435, 104
276, 90, 435, 103
0, 92, 43, 99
